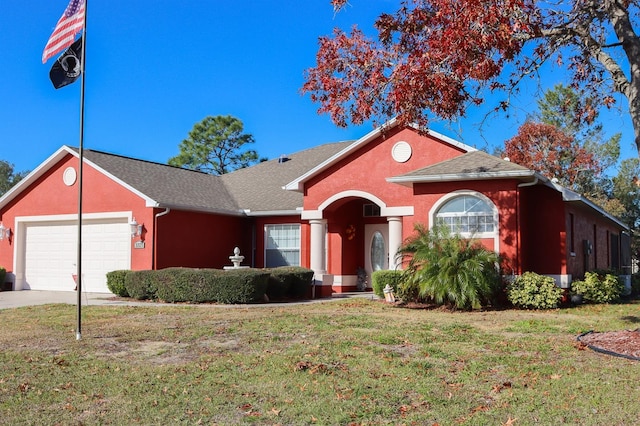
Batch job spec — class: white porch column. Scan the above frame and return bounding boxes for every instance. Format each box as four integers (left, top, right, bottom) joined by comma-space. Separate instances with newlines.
309, 219, 326, 274
387, 216, 403, 270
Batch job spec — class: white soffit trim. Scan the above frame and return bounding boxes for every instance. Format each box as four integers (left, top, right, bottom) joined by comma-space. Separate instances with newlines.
283, 119, 475, 192
387, 170, 535, 186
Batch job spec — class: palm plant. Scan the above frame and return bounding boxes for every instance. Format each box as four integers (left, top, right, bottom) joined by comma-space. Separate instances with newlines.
398, 224, 500, 310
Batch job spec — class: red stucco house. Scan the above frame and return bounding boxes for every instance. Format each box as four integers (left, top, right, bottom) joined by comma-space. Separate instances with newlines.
0, 120, 631, 295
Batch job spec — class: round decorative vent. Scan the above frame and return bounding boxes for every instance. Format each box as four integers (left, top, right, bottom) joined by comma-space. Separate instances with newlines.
391, 141, 412, 163
63, 167, 77, 186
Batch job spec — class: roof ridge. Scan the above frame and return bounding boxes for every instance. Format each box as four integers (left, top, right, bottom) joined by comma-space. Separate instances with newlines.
69, 146, 213, 176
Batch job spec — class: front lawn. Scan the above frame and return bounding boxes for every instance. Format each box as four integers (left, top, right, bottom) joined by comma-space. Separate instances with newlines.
0, 299, 638, 424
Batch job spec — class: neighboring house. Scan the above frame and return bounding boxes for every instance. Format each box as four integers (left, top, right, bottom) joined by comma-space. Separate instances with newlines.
0, 120, 631, 295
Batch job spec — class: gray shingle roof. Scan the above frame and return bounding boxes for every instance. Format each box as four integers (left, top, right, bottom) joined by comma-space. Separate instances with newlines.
73, 142, 352, 215
79, 149, 241, 214
220, 141, 353, 213
388, 150, 534, 184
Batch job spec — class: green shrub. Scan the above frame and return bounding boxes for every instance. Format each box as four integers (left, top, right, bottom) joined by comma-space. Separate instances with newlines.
571, 271, 624, 304
371, 270, 404, 298
125, 270, 160, 300
506, 272, 563, 309
213, 269, 270, 304
397, 224, 501, 310
106, 270, 130, 297
0, 266, 6, 287
267, 266, 313, 300
154, 268, 223, 303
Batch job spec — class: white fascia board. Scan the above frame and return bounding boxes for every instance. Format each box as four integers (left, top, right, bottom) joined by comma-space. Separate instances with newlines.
422, 127, 477, 153
549, 181, 629, 230
386, 170, 535, 186
0, 145, 75, 211
243, 209, 302, 217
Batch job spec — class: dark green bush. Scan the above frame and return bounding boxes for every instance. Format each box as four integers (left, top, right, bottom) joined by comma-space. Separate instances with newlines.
106, 270, 130, 297
506, 272, 563, 309
371, 270, 404, 298
571, 271, 624, 304
266, 267, 314, 300
125, 270, 160, 300
0, 266, 6, 287
214, 269, 270, 303
266, 268, 293, 299
155, 268, 222, 303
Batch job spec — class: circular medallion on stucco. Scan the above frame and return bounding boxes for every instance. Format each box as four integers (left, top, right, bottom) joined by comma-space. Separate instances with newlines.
63, 167, 77, 186
391, 141, 412, 163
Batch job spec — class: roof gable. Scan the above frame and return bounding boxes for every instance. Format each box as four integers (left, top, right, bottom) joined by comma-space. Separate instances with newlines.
283, 119, 477, 192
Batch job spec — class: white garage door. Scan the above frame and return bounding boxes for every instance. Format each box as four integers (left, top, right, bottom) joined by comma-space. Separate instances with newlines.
23, 218, 131, 292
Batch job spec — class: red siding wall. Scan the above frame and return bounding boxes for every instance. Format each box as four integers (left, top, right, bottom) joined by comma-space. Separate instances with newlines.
565, 203, 625, 278
518, 185, 566, 275
154, 209, 249, 270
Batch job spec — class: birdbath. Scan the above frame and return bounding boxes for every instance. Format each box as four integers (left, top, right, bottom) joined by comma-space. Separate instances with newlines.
224, 247, 249, 270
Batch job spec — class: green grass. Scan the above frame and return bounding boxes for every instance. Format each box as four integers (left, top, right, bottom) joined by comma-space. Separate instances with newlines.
0, 299, 639, 424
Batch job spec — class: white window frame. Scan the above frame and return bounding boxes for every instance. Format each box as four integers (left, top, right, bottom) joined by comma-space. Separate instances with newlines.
264, 224, 301, 267
430, 191, 499, 241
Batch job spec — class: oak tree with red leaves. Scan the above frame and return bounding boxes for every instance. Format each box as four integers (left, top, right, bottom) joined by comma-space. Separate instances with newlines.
503, 121, 602, 190
303, 0, 640, 154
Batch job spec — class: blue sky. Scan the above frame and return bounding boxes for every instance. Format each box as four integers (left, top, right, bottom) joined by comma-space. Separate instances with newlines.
1, 0, 636, 173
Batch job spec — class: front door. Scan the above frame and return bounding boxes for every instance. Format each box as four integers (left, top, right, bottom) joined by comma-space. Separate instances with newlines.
364, 224, 389, 279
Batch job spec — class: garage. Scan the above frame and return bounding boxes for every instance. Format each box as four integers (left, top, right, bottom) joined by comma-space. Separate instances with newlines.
16, 216, 131, 293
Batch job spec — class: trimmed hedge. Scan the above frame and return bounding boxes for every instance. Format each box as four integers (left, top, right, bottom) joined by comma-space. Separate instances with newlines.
106, 270, 130, 297
371, 270, 404, 298
266, 266, 314, 300
118, 267, 311, 304
125, 270, 160, 300
214, 269, 270, 304
124, 268, 270, 304
155, 268, 218, 303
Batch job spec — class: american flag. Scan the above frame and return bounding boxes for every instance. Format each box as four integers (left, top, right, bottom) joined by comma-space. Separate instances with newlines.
42, 0, 85, 64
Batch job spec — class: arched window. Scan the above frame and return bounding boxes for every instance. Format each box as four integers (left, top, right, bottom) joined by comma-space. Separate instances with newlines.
435, 194, 496, 235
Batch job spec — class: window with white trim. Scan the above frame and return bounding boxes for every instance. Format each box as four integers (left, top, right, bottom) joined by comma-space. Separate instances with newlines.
436, 195, 495, 234
265, 224, 301, 267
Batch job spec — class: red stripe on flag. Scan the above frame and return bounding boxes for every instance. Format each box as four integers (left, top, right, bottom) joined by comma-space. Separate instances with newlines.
42, 0, 86, 64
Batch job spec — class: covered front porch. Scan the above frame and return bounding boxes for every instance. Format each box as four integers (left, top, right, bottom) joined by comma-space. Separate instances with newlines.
302, 190, 413, 297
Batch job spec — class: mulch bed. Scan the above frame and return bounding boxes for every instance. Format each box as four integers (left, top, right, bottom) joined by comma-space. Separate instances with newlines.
577, 329, 640, 361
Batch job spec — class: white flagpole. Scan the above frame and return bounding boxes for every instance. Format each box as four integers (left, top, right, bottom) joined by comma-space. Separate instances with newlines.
76, 0, 88, 341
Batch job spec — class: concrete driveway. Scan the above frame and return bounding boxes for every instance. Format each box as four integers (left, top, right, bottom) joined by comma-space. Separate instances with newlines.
0, 290, 154, 309
0, 290, 378, 309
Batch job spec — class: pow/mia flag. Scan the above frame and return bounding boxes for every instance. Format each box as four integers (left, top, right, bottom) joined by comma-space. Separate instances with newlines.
49, 36, 83, 89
